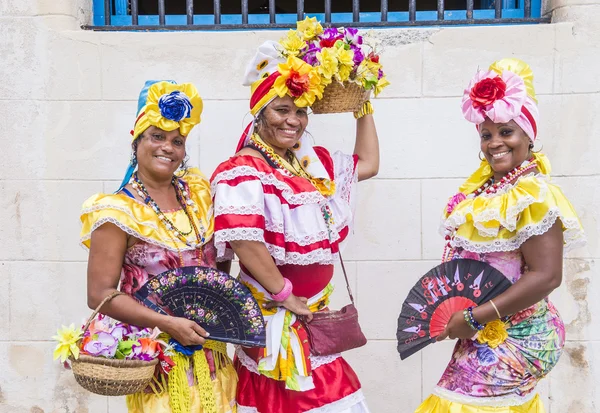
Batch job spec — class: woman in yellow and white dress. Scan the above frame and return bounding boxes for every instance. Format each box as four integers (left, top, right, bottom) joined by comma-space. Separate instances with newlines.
81, 80, 237, 412
417, 59, 585, 412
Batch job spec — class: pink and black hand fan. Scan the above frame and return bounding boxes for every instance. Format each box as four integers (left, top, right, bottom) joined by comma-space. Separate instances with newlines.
396, 259, 512, 360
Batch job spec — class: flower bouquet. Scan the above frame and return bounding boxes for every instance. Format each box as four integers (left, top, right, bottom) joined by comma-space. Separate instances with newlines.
278, 17, 390, 114
53, 292, 174, 396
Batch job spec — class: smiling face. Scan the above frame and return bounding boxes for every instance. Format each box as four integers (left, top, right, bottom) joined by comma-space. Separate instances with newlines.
479, 118, 532, 181
135, 125, 186, 180
256, 95, 309, 157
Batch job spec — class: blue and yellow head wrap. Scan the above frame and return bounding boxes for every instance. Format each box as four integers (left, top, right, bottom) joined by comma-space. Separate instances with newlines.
118, 80, 203, 190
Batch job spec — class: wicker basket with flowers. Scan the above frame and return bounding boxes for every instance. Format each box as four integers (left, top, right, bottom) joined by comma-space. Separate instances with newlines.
277, 17, 390, 114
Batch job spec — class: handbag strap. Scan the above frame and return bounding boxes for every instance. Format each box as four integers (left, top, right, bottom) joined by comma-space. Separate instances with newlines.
338, 252, 355, 305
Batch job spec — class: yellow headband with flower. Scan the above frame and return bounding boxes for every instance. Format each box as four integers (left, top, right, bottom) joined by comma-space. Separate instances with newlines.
131, 80, 203, 141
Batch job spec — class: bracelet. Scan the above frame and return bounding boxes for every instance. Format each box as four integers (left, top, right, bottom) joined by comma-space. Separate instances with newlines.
489, 299, 502, 319
463, 307, 485, 331
271, 278, 293, 302
354, 101, 374, 119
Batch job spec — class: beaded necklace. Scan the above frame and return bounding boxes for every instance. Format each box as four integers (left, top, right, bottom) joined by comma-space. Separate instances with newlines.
248, 133, 336, 197
442, 157, 537, 262
248, 133, 337, 237
131, 172, 205, 262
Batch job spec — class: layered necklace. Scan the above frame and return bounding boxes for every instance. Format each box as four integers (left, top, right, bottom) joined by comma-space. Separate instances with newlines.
248, 133, 336, 197
442, 157, 537, 262
131, 172, 206, 264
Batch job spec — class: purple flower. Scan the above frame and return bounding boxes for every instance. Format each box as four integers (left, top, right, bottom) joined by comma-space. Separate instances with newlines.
319, 28, 344, 48
378, 68, 384, 80
84, 332, 117, 358
158, 90, 192, 122
110, 325, 128, 341
344, 28, 363, 45
302, 42, 321, 66
351, 45, 364, 66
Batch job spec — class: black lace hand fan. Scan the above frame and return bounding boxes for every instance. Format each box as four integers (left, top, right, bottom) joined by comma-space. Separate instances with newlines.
396, 259, 512, 360
134, 266, 266, 347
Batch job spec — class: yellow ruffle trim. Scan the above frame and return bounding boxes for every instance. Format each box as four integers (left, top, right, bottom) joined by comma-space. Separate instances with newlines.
416, 394, 545, 413
80, 168, 214, 252
442, 153, 585, 253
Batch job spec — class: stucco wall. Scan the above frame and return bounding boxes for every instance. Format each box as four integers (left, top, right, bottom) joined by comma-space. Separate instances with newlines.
1, 1, 599, 411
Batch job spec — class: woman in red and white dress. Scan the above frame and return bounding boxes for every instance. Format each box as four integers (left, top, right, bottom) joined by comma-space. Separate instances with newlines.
210, 40, 379, 412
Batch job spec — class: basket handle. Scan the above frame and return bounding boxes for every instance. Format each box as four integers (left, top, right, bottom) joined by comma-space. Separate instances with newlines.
81, 290, 124, 335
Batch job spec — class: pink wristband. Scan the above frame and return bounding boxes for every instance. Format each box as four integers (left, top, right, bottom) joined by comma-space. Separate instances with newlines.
271, 278, 293, 302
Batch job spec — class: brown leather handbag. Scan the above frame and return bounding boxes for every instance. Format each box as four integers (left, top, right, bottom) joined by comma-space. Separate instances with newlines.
302, 254, 367, 356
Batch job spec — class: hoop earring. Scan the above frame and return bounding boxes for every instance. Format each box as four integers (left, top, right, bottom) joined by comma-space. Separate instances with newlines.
130, 151, 137, 166
532, 140, 543, 153
478, 151, 485, 161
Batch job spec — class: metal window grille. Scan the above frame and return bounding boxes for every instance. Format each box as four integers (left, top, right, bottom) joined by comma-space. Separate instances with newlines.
88, 0, 548, 30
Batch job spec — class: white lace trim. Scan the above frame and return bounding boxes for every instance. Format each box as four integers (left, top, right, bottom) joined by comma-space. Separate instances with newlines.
442, 174, 550, 237
310, 353, 342, 369
82, 204, 161, 230
211, 166, 326, 207
80, 216, 207, 253
440, 174, 586, 253
235, 346, 341, 376
452, 208, 586, 254
266, 244, 338, 266
214, 228, 343, 266
432, 386, 538, 407
237, 390, 367, 413
214, 204, 265, 216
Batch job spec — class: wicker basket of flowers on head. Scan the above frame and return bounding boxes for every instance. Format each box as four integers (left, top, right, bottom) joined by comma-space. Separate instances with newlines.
277, 17, 390, 114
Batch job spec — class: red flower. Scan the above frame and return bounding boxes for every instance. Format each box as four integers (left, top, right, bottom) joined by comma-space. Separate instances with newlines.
368, 52, 380, 63
285, 70, 310, 97
470, 76, 506, 109
510, 305, 536, 326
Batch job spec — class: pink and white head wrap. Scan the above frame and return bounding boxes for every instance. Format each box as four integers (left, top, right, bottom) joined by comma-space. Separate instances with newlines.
461, 58, 539, 141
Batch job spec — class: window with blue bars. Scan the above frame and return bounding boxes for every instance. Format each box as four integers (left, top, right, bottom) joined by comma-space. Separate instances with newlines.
90, 0, 546, 29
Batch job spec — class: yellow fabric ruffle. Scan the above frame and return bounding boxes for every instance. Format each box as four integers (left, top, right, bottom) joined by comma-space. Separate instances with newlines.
416, 394, 545, 413
442, 153, 585, 253
80, 168, 214, 251
126, 363, 238, 413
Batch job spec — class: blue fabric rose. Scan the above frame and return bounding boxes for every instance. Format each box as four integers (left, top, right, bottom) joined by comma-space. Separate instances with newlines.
169, 338, 203, 356
158, 91, 193, 122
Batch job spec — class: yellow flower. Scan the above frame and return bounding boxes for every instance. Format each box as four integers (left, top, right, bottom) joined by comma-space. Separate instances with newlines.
296, 16, 323, 41
273, 56, 323, 108
316, 47, 338, 80
52, 324, 83, 362
374, 76, 390, 97
477, 319, 508, 349
335, 47, 354, 82
279, 30, 306, 57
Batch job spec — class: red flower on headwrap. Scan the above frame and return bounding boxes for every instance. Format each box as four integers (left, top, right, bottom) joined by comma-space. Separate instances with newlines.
285, 69, 310, 97
470, 76, 507, 109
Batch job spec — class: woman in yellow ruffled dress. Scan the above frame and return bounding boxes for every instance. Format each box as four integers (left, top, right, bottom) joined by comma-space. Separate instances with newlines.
80, 80, 237, 413
416, 59, 585, 412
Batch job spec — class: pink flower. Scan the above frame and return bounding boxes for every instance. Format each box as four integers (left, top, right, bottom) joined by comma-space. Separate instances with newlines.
158, 250, 180, 270
121, 264, 148, 295
461, 70, 527, 125
510, 305, 536, 326
446, 192, 467, 214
